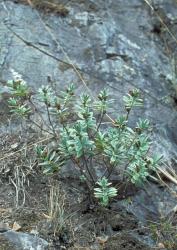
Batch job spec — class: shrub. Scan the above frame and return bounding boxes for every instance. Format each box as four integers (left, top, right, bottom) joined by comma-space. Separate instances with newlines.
6, 70, 162, 206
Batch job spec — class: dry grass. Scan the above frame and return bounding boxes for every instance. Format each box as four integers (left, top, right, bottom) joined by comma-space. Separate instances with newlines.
13, 0, 69, 17
45, 182, 69, 236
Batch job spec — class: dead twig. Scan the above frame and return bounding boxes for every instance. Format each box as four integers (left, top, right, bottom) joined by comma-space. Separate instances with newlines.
157, 165, 177, 186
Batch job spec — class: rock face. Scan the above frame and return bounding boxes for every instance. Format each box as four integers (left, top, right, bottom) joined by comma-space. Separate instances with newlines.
0, 230, 48, 250
0, 0, 177, 159
112, 182, 177, 223
0, 1, 176, 249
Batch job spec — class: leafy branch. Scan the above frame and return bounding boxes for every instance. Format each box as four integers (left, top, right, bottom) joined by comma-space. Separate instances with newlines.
6, 70, 162, 206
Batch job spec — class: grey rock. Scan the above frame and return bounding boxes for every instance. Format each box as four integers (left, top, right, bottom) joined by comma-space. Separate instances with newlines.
1, 230, 48, 250
112, 182, 177, 223
70, 11, 89, 27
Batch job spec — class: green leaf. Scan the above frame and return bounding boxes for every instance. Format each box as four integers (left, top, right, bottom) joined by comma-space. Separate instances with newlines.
123, 89, 143, 111
94, 177, 117, 206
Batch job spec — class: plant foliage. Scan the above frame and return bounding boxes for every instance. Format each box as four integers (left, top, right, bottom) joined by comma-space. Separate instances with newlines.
6, 70, 162, 206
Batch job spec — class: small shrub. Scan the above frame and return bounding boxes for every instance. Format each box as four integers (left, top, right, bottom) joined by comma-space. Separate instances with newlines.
6, 70, 162, 206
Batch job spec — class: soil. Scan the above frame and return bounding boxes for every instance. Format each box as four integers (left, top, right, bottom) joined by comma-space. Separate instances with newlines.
103, 234, 151, 250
